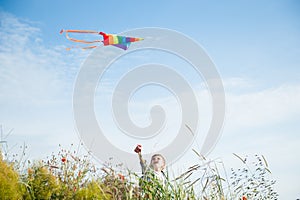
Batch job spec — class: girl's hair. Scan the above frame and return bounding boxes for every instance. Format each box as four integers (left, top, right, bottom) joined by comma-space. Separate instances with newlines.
151, 154, 166, 168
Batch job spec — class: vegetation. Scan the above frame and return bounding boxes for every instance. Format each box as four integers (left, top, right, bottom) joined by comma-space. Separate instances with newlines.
0, 144, 278, 200
0, 153, 22, 199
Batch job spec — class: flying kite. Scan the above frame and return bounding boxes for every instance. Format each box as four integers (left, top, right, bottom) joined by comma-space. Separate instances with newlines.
60, 29, 144, 50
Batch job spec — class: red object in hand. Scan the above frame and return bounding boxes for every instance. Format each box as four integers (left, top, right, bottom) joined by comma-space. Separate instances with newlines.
134, 144, 142, 153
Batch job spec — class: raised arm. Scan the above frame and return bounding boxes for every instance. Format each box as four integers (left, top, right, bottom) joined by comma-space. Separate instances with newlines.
134, 144, 147, 174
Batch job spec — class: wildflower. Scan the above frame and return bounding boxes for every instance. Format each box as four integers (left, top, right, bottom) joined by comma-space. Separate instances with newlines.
27, 168, 33, 175
118, 173, 125, 181
242, 196, 247, 200
61, 157, 66, 163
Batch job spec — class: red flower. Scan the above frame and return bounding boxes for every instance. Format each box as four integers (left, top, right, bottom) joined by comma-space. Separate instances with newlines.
61, 157, 66, 163
242, 196, 247, 200
118, 173, 125, 181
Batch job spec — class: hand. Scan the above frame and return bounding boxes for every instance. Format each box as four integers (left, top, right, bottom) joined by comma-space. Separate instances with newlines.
134, 144, 142, 153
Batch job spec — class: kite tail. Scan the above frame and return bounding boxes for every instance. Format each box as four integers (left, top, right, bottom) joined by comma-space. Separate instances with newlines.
65, 45, 98, 51
60, 29, 103, 50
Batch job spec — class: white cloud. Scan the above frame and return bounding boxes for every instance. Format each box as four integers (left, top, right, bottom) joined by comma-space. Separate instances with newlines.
0, 11, 87, 158
222, 77, 257, 90
224, 83, 300, 132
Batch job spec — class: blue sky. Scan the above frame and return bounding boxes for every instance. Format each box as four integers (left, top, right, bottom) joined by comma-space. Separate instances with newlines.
1, 0, 300, 86
0, 0, 300, 198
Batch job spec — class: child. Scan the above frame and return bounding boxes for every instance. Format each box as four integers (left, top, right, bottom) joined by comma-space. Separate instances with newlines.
134, 144, 167, 185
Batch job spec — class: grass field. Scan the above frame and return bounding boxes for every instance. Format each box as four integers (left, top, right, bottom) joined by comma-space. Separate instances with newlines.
0, 144, 278, 200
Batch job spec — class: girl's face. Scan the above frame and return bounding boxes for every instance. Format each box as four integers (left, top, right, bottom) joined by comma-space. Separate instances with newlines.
151, 155, 165, 171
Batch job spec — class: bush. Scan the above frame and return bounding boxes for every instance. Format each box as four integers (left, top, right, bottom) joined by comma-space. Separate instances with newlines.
74, 180, 111, 199
0, 153, 22, 200
21, 164, 59, 199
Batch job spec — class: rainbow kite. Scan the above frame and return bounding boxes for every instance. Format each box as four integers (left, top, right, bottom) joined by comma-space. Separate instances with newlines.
60, 29, 144, 50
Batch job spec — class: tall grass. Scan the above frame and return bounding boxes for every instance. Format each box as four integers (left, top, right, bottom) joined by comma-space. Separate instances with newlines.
0, 143, 278, 200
